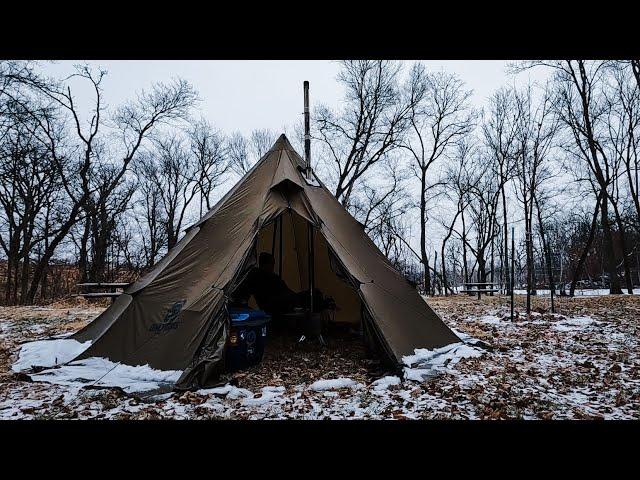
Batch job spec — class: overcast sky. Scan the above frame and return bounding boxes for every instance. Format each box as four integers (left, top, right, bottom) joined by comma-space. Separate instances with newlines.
39, 60, 551, 137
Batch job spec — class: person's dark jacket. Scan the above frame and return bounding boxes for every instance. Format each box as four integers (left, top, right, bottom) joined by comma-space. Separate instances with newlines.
232, 268, 296, 314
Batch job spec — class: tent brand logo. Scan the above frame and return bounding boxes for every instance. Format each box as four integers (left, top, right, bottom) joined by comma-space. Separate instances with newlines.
150, 300, 186, 332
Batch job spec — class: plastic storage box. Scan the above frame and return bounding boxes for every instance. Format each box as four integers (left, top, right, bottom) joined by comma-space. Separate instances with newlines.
225, 307, 271, 372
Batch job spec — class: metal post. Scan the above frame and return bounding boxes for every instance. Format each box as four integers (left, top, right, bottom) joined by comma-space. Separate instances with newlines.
490, 234, 495, 296
526, 228, 531, 314
510, 226, 515, 321
550, 247, 555, 313
303, 81, 311, 179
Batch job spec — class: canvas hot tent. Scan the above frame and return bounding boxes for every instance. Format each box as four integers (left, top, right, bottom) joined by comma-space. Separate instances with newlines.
62, 134, 459, 389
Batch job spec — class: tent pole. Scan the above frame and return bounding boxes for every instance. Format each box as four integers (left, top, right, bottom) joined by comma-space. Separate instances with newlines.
278, 215, 283, 277
308, 221, 315, 313
271, 218, 277, 258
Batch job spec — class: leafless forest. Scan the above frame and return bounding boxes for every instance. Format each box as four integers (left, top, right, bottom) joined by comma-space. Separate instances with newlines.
1, 60, 639, 307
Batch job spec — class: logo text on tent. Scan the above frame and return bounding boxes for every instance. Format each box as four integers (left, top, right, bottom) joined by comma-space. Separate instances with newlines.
149, 300, 186, 332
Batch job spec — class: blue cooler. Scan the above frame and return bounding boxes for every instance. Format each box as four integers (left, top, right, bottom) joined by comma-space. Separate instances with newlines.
225, 307, 271, 372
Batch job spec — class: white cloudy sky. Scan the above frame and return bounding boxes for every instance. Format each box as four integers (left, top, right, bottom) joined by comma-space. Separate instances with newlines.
39, 60, 550, 137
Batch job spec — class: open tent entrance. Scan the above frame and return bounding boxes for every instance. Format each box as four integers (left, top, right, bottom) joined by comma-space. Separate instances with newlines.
253, 210, 361, 326
228, 209, 389, 370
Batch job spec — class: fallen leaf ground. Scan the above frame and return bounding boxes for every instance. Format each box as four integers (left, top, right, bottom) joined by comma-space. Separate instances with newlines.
1, 294, 638, 419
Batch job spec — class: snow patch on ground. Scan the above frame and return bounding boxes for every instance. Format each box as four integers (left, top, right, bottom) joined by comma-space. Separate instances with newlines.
403, 341, 485, 382
477, 315, 502, 325
404, 342, 484, 368
371, 376, 401, 391
12, 338, 91, 372
198, 385, 252, 399
551, 316, 602, 332
309, 377, 362, 391
27, 357, 183, 394
241, 386, 286, 406
513, 288, 640, 296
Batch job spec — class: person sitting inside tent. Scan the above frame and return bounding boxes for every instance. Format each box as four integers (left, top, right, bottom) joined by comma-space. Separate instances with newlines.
230, 252, 335, 316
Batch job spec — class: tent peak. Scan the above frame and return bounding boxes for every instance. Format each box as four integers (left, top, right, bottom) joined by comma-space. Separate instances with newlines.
269, 134, 305, 169
271, 133, 293, 150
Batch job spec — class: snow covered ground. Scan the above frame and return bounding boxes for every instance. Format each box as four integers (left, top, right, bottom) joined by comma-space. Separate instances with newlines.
1, 295, 639, 419
512, 288, 640, 296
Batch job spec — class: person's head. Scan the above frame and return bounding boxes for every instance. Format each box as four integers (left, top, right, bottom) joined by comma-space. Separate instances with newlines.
258, 252, 275, 273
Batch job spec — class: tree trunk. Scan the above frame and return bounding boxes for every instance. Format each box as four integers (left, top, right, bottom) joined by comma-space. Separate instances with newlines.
610, 194, 634, 294
501, 184, 510, 294
5, 240, 16, 304
78, 216, 91, 283
490, 225, 495, 296
461, 209, 469, 285
570, 195, 602, 296
26, 201, 84, 304
525, 206, 533, 313
535, 197, 555, 300
420, 169, 430, 295
601, 195, 623, 294
441, 243, 447, 296
478, 252, 487, 283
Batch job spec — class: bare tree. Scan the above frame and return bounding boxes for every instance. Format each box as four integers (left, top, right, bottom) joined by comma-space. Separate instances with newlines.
188, 118, 227, 216
462, 156, 501, 286
436, 139, 478, 294
631, 60, 640, 91
315, 60, 422, 207
227, 128, 277, 177
143, 135, 200, 249
607, 63, 640, 233
0, 100, 62, 303
227, 132, 250, 176
522, 60, 624, 294
0, 63, 197, 302
400, 64, 474, 295
482, 87, 520, 294
250, 128, 277, 159
352, 158, 409, 235
132, 153, 167, 268
512, 84, 560, 311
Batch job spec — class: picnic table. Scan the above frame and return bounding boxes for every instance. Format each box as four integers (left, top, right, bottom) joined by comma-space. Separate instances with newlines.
459, 282, 500, 300
75, 282, 131, 302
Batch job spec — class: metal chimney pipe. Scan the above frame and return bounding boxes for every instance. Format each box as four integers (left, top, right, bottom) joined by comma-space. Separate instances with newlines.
303, 80, 311, 178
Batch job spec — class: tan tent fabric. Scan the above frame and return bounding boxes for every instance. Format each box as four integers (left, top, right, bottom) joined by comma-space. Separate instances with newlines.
71, 134, 459, 389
